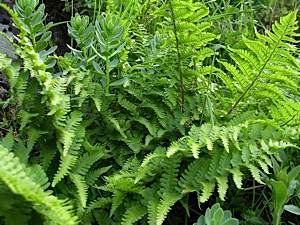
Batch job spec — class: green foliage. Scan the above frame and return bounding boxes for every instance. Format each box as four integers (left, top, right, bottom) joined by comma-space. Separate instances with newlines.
0, 141, 77, 225
269, 163, 300, 225
218, 11, 300, 118
0, 0, 299, 225
194, 203, 239, 225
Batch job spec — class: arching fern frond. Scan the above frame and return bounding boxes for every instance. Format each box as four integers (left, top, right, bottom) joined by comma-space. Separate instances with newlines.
219, 11, 299, 116
166, 121, 299, 203
167, 123, 246, 158
0, 144, 78, 225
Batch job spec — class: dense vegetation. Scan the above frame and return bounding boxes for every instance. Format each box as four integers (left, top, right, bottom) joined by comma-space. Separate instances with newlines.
0, 0, 299, 224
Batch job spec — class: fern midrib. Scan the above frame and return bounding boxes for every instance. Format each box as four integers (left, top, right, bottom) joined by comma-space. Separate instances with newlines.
280, 110, 299, 126
226, 17, 293, 116
168, 0, 185, 112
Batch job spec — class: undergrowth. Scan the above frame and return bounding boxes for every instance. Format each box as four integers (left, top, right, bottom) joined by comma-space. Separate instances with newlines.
0, 0, 299, 225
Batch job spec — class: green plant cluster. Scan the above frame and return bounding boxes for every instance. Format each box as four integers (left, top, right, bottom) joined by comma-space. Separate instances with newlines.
0, 0, 299, 225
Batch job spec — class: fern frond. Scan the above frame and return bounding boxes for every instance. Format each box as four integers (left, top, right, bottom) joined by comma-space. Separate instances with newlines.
70, 173, 88, 208
216, 176, 228, 201
135, 148, 165, 184
245, 164, 264, 184
156, 192, 181, 225
229, 168, 243, 189
86, 166, 112, 186
26, 165, 50, 190
167, 123, 246, 157
61, 111, 83, 157
159, 156, 181, 195
221, 11, 299, 115
0, 144, 78, 225
84, 197, 111, 215
118, 96, 138, 114
72, 146, 107, 176
52, 126, 85, 187
198, 182, 215, 203
121, 203, 147, 225
134, 117, 158, 137
179, 159, 210, 194
147, 198, 159, 225
110, 191, 126, 217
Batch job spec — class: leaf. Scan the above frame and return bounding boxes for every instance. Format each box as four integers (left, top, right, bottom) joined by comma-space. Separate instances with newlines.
284, 204, 300, 216
110, 77, 129, 87
194, 203, 239, 225
0, 144, 78, 225
230, 168, 243, 189
271, 180, 288, 223
199, 182, 215, 203
156, 192, 181, 225
70, 173, 88, 208
121, 203, 147, 225
216, 176, 228, 201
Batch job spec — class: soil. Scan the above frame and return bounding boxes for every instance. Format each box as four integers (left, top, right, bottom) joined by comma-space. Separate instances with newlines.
44, 0, 71, 55
0, 0, 14, 101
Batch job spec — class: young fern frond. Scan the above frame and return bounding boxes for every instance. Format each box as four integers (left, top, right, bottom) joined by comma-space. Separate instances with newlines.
0, 144, 78, 225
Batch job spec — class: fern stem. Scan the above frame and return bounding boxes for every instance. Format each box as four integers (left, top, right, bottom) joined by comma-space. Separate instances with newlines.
105, 57, 110, 95
71, 0, 74, 47
280, 111, 299, 127
226, 16, 292, 116
168, 0, 185, 111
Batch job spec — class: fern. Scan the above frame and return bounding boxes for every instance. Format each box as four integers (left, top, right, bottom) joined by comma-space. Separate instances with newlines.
167, 123, 246, 158
167, 121, 298, 203
1, 1, 299, 225
121, 203, 147, 225
218, 11, 300, 117
198, 182, 215, 203
0, 143, 78, 225
86, 166, 112, 186
70, 173, 88, 208
60, 111, 83, 157
156, 192, 181, 225
52, 125, 85, 187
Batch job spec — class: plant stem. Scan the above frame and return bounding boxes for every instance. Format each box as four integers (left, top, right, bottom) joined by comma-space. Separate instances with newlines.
105, 57, 110, 95
168, 0, 185, 112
